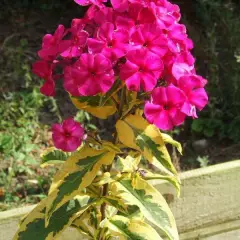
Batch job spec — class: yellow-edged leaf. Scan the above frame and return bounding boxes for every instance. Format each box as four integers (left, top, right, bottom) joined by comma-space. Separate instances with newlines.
102, 141, 122, 153
46, 146, 115, 224
116, 114, 177, 175
93, 172, 122, 186
103, 215, 163, 240
110, 176, 179, 240
71, 96, 116, 119
102, 196, 128, 214
116, 154, 141, 173
138, 168, 180, 196
40, 147, 69, 168
161, 133, 182, 154
122, 91, 142, 118
72, 206, 101, 238
14, 195, 96, 240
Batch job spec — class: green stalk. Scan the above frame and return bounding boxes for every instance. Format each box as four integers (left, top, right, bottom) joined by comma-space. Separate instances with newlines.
99, 86, 126, 230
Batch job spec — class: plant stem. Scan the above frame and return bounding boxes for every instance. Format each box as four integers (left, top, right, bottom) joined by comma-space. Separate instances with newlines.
100, 86, 126, 224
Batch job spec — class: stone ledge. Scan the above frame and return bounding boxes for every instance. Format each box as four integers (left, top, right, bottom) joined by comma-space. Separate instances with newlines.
1, 160, 240, 240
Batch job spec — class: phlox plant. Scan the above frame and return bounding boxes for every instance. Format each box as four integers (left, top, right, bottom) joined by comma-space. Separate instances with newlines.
14, 0, 208, 240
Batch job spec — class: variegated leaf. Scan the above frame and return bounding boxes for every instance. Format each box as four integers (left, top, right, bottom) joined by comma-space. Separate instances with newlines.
110, 176, 179, 240
161, 133, 182, 154
40, 147, 69, 167
14, 195, 96, 240
71, 95, 117, 119
102, 196, 128, 214
103, 215, 163, 240
116, 114, 177, 175
46, 146, 115, 224
72, 206, 101, 239
93, 171, 123, 186
122, 91, 142, 118
116, 153, 141, 173
138, 169, 180, 196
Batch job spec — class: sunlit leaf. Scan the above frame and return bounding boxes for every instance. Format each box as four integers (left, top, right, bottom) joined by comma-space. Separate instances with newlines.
116, 114, 177, 175
138, 169, 180, 196
102, 196, 128, 214
122, 91, 142, 118
102, 141, 122, 154
14, 195, 96, 240
40, 147, 69, 167
71, 95, 117, 119
46, 146, 115, 224
161, 133, 182, 154
110, 176, 179, 240
71, 206, 101, 238
103, 215, 163, 240
116, 154, 141, 173
93, 172, 122, 186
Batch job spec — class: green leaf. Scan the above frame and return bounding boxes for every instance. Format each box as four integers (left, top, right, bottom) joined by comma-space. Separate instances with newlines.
103, 215, 163, 240
203, 128, 214, 137
46, 146, 115, 224
40, 147, 69, 167
110, 176, 179, 240
14, 195, 96, 240
116, 114, 177, 175
191, 119, 204, 132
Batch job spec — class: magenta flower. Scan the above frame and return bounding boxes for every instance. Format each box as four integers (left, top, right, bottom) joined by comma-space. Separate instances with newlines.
87, 22, 129, 62
111, 0, 129, 12
115, 3, 155, 31
61, 19, 89, 58
130, 24, 168, 57
153, 5, 177, 29
74, 0, 106, 7
172, 61, 194, 81
164, 23, 193, 53
32, 0, 208, 133
64, 53, 114, 96
120, 49, 163, 92
178, 75, 208, 118
52, 118, 84, 152
38, 25, 69, 61
32, 60, 55, 96
144, 86, 186, 130
91, 7, 116, 26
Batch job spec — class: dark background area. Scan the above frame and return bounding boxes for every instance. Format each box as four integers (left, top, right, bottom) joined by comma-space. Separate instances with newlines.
0, 0, 240, 209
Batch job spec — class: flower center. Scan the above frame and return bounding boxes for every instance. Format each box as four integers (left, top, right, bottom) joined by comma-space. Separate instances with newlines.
90, 71, 96, 76
163, 105, 169, 110
162, 29, 168, 35
107, 42, 113, 48
143, 42, 148, 47
74, 36, 78, 43
65, 132, 71, 138
157, 79, 168, 87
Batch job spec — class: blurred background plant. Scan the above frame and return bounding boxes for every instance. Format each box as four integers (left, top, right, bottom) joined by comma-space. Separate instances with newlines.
0, 0, 240, 209
172, 0, 240, 169
192, 0, 240, 143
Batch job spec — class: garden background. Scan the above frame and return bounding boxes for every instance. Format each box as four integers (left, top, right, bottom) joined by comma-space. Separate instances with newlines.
0, 0, 240, 210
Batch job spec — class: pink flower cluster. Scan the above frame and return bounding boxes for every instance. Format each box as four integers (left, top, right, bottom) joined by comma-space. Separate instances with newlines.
33, 0, 208, 151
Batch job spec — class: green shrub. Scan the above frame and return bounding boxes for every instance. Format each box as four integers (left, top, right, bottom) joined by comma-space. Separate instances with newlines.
188, 0, 240, 143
